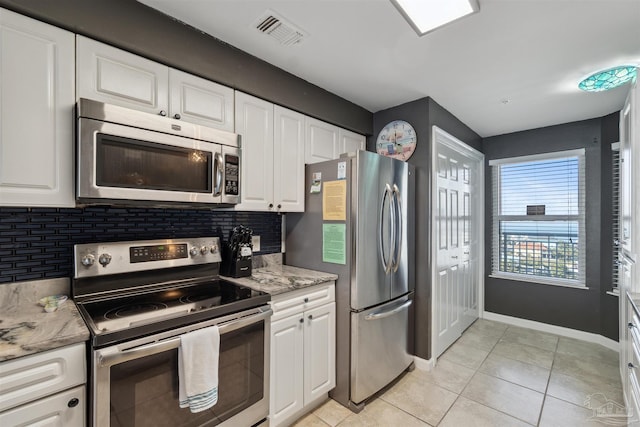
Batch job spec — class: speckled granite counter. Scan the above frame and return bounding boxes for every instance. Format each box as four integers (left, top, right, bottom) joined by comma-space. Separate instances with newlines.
222, 265, 338, 296
0, 278, 89, 362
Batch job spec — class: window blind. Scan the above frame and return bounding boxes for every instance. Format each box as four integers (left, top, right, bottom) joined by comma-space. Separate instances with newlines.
491, 149, 586, 286
612, 143, 620, 289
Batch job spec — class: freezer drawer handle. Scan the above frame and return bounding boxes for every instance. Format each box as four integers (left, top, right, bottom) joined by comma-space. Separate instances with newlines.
364, 300, 412, 321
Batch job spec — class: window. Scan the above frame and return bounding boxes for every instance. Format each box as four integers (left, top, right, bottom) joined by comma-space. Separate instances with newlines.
490, 149, 586, 286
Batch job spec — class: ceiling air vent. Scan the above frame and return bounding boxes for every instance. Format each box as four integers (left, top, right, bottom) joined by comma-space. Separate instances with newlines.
254, 10, 307, 46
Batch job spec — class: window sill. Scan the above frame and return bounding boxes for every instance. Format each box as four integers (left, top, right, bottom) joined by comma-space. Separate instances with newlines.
606, 289, 620, 297
488, 273, 588, 290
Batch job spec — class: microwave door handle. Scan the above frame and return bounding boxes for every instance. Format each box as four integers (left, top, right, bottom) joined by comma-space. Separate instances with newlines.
98, 308, 272, 367
213, 152, 223, 197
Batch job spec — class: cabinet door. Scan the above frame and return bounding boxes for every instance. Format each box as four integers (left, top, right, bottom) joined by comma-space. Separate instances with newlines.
338, 128, 366, 157
0, 9, 75, 207
305, 117, 339, 164
235, 92, 274, 211
270, 314, 304, 426
303, 302, 336, 404
77, 36, 169, 115
0, 385, 85, 427
274, 106, 305, 212
169, 69, 234, 131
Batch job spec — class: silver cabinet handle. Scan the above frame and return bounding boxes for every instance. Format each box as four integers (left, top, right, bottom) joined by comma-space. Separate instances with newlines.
630, 322, 635, 330
159, 110, 167, 117
629, 362, 635, 370
365, 300, 412, 321
308, 315, 313, 320
174, 113, 181, 120
451, 255, 459, 259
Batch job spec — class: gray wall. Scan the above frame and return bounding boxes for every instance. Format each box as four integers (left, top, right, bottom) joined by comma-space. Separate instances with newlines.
0, 0, 372, 135
369, 97, 482, 360
483, 115, 619, 339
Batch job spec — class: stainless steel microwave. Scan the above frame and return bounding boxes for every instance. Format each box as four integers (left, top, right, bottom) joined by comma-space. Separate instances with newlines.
77, 98, 240, 207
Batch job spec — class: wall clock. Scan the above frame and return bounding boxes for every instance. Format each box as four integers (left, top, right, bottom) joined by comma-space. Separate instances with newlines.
376, 120, 417, 161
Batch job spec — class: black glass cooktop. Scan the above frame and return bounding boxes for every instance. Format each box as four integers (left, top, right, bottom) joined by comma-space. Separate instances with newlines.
77, 280, 269, 347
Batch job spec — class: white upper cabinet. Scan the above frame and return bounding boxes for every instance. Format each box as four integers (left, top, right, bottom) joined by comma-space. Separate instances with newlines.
235, 92, 305, 212
339, 128, 366, 157
0, 8, 75, 207
306, 117, 366, 164
77, 36, 234, 130
169, 68, 234, 131
274, 106, 305, 212
235, 92, 274, 211
305, 117, 339, 164
77, 35, 169, 116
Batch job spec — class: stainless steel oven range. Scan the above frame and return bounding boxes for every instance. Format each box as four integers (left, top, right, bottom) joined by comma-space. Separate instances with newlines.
72, 237, 271, 427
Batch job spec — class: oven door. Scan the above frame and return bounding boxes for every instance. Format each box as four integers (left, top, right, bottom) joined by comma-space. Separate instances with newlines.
92, 306, 271, 427
78, 117, 226, 205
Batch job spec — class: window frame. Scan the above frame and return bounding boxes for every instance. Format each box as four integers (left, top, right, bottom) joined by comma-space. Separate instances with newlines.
489, 148, 586, 288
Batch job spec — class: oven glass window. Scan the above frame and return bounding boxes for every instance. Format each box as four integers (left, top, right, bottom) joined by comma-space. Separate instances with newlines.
109, 321, 264, 427
96, 134, 212, 193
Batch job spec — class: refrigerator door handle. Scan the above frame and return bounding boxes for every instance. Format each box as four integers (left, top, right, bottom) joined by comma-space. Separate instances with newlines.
364, 300, 412, 320
379, 183, 393, 274
392, 184, 402, 273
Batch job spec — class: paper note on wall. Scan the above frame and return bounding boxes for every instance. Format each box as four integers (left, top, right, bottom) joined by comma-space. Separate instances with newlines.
322, 180, 347, 221
323, 223, 346, 264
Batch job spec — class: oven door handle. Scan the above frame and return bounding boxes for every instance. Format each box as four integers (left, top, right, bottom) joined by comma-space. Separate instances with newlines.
98, 308, 272, 368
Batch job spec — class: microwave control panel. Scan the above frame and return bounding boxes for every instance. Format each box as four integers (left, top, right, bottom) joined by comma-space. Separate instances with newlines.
225, 154, 239, 196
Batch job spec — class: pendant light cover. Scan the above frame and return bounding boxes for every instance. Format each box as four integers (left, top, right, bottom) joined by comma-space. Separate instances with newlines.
578, 66, 637, 92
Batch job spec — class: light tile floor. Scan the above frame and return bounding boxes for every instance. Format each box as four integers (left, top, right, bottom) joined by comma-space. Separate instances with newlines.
291, 319, 628, 427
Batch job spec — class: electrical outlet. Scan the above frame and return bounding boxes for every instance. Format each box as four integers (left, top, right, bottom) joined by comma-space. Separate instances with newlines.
252, 235, 260, 252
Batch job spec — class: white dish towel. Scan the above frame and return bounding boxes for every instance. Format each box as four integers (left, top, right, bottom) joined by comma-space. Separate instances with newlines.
178, 325, 220, 413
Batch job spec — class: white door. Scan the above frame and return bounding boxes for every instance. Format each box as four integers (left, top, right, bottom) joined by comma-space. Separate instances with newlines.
0, 9, 75, 207
234, 92, 274, 211
303, 302, 336, 404
270, 314, 304, 426
169, 69, 234, 131
76, 35, 169, 115
274, 106, 305, 212
305, 117, 339, 164
432, 126, 484, 358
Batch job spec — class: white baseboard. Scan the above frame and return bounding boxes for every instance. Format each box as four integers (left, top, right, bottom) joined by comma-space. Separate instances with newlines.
413, 356, 435, 371
482, 311, 619, 352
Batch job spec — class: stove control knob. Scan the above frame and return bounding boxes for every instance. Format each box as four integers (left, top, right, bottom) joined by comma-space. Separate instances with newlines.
189, 247, 199, 257
81, 254, 95, 267
200, 246, 210, 255
98, 253, 112, 267
210, 245, 218, 254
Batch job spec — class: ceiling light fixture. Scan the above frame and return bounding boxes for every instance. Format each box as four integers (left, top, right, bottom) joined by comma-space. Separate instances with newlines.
578, 66, 637, 92
391, 0, 479, 36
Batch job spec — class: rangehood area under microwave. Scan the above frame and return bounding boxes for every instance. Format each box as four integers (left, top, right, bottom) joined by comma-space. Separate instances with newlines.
76, 98, 240, 208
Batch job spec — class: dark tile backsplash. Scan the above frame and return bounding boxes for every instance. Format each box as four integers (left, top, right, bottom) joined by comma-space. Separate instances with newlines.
0, 207, 281, 283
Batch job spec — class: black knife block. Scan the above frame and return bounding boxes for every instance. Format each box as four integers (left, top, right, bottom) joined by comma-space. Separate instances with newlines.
220, 242, 252, 278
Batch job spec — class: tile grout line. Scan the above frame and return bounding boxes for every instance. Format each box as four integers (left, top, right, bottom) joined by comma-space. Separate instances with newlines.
535, 332, 560, 426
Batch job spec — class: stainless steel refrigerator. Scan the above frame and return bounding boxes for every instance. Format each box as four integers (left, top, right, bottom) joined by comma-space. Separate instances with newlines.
286, 150, 415, 411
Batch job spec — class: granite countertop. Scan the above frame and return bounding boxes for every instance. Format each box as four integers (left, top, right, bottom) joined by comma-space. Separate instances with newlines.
222, 264, 338, 295
0, 278, 89, 362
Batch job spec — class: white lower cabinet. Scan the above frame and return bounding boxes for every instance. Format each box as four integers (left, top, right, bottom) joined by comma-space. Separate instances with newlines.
0, 385, 85, 427
0, 343, 87, 426
270, 284, 336, 427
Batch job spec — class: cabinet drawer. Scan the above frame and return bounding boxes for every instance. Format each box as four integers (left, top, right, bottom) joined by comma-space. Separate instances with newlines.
271, 283, 335, 322
0, 385, 85, 427
0, 343, 86, 412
